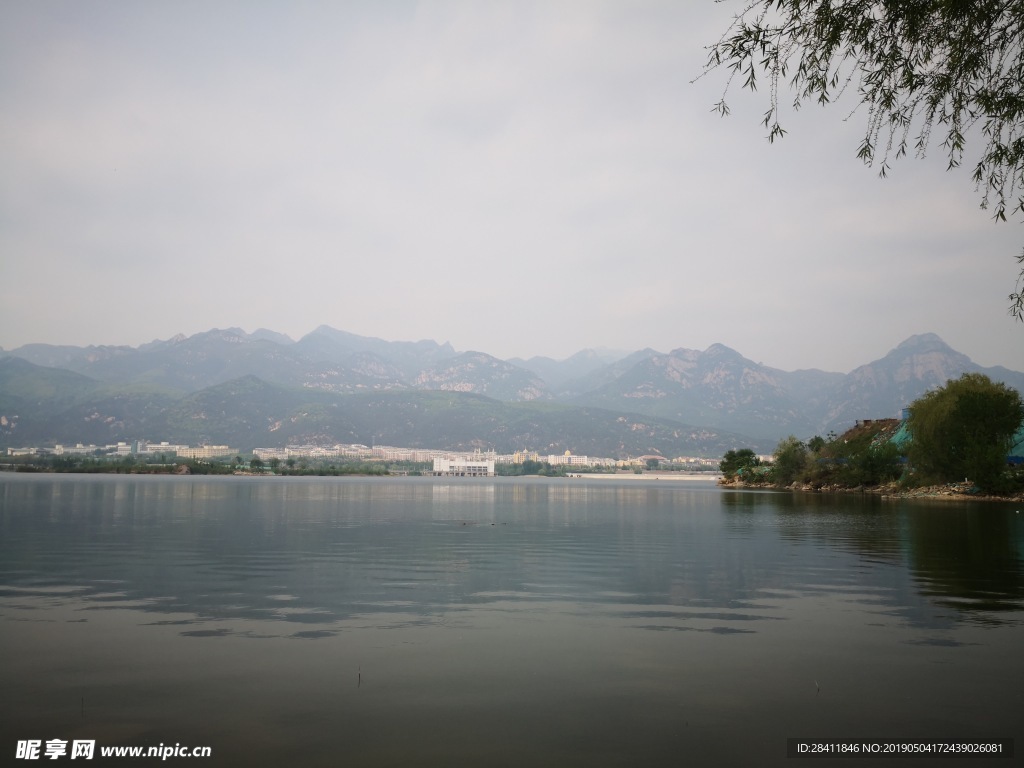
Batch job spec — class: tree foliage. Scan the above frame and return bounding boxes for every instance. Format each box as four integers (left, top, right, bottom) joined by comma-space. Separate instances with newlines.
497, 460, 566, 477
720, 447, 761, 478
703, 0, 1024, 318
907, 373, 1024, 490
771, 435, 808, 485
836, 441, 903, 486
807, 435, 827, 454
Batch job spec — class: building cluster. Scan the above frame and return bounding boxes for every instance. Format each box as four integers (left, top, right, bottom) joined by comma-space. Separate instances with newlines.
253, 445, 720, 473
252, 444, 436, 462
6, 439, 722, 475
6, 441, 237, 459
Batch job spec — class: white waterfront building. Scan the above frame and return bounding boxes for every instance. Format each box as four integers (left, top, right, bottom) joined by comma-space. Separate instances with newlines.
432, 455, 495, 477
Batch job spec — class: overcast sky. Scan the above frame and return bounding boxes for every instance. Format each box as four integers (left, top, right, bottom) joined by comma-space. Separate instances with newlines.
2, 1, 1021, 373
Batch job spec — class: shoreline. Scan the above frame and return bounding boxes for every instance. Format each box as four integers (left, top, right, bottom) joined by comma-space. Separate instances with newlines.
571, 472, 721, 481
717, 477, 1024, 502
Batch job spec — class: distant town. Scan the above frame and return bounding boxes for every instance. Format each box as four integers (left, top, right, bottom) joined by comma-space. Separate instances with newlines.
4, 440, 729, 476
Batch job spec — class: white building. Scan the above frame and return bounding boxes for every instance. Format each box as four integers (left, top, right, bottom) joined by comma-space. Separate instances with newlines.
137, 441, 190, 456
432, 456, 495, 477
54, 444, 99, 455
179, 445, 235, 459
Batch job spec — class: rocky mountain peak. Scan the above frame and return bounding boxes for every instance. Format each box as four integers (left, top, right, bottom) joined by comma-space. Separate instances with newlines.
892, 333, 952, 355
704, 343, 737, 356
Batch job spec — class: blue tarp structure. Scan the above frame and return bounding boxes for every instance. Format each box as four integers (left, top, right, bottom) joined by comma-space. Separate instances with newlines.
888, 421, 912, 449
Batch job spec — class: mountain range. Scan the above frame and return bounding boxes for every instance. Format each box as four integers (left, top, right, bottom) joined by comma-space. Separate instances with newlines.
1, 327, 1021, 457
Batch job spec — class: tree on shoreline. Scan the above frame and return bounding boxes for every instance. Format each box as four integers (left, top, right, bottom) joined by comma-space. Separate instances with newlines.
771, 435, 808, 485
907, 373, 1024, 491
720, 448, 761, 479
702, 1, 1024, 318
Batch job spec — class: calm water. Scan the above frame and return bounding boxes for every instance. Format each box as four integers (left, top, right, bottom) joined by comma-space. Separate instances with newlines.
1, 474, 1022, 766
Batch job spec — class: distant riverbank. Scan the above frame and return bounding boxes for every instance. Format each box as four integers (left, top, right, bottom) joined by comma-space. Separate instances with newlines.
574, 472, 720, 481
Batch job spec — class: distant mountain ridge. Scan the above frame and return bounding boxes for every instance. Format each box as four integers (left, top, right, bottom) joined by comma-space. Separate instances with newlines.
1, 328, 1021, 455
568, 333, 1024, 439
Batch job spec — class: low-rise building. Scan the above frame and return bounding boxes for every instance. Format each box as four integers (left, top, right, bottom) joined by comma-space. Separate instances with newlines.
54, 444, 100, 455
512, 450, 541, 464
432, 455, 495, 477
547, 450, 590, 467
179, 445, 235, 459
137, 441, 190, 456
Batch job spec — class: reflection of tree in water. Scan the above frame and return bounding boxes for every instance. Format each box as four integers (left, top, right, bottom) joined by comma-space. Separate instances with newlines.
904, 504, 1024, 625
722, 490, 1024, 626
721, 490, 906, 565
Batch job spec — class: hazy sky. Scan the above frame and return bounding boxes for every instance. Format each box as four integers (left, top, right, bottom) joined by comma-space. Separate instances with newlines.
2, 1, 1022, 373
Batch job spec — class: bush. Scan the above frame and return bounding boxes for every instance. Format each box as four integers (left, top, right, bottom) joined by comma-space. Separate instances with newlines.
836, 442, 903, 487
771, 436, 808, 486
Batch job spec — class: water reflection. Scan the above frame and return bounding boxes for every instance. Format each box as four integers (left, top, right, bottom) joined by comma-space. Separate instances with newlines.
2, 475, 1022, 767
2, 477, 1022, 636
720, 489, 1024, 625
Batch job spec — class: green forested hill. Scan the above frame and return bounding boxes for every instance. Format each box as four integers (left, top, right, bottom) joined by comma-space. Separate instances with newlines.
5, 327, 1020, 453
0, 365, 762, 456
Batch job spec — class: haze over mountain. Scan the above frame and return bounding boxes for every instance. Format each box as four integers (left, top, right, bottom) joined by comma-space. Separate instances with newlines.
1, 328, 1021, 456
4, 2, 1021, 382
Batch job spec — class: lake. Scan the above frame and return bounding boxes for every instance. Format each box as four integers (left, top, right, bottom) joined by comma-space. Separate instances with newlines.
1, 474, 1021, 766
